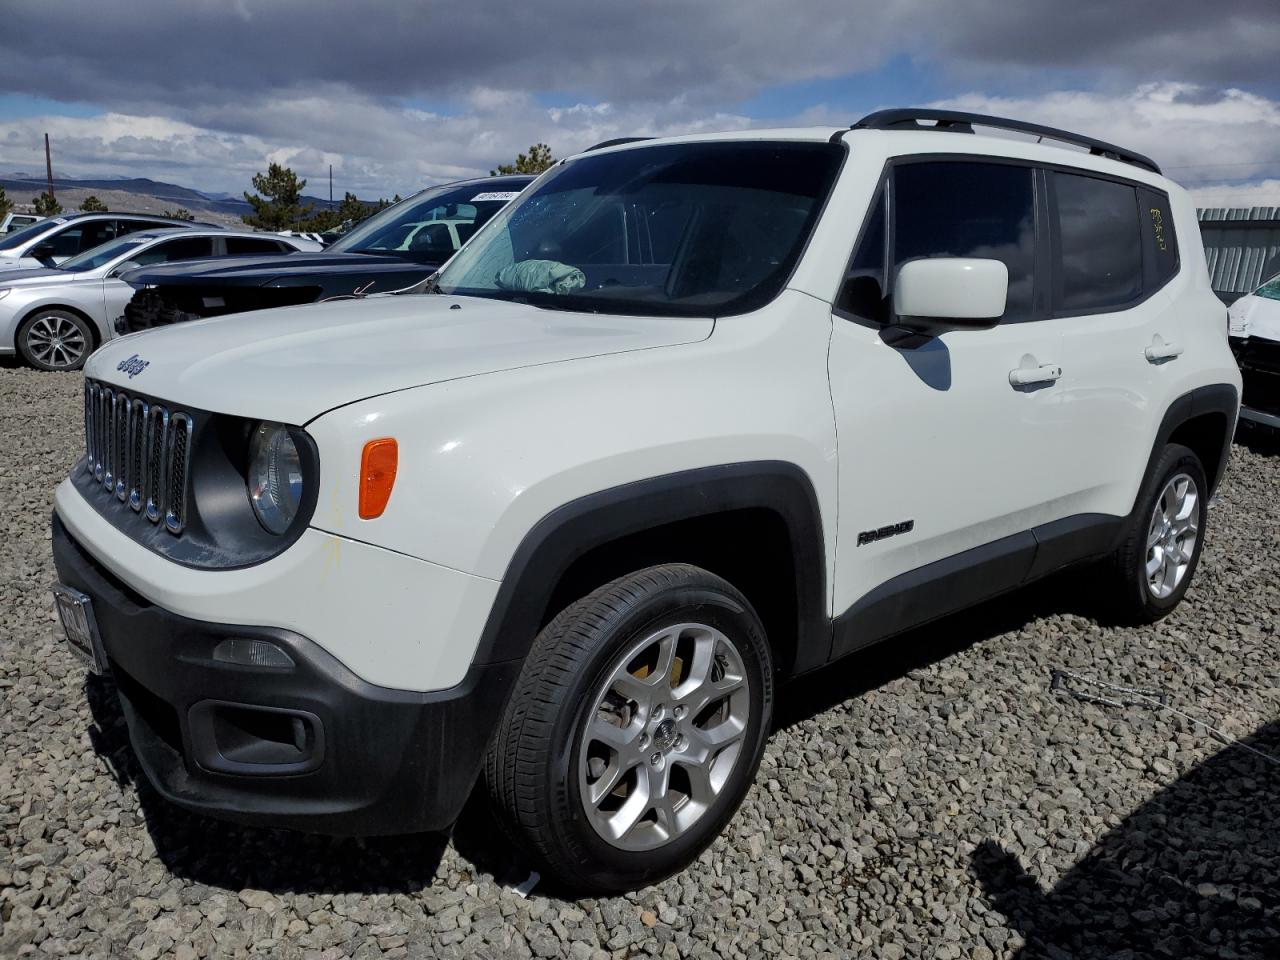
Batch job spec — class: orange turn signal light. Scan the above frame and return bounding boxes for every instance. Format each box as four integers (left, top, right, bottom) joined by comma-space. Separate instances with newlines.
358, 438, 398, 519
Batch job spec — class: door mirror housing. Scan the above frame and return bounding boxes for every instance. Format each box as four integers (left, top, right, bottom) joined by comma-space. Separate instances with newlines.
31, 241, 56, 259
891, 257, 1008, 336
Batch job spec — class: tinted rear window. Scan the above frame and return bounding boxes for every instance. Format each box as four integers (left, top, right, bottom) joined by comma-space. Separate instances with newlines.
1054, 172, 1142, 312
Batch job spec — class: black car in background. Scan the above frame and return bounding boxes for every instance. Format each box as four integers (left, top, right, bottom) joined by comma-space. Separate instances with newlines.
116, 174, 533, 333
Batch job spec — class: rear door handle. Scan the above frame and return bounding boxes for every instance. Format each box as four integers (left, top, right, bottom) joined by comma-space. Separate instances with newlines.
1009, 364, 1062, 387
1145, 341, 1183, 363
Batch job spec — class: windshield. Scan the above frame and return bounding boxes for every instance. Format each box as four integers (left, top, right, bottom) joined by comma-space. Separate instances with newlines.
58, 234, 154, 272
434, 141, 843, 317
1257, 275, 1280, 301
0, 217, 62, 251
328, 182, 528, 262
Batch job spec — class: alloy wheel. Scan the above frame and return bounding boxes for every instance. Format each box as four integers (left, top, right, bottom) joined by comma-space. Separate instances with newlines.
25, 314, 88, 369
1145, 472, 1199, 599
577, 622, 751, 851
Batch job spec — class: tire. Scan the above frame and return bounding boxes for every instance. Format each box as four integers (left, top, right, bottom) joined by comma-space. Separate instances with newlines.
485, 563, 773, 893
1105, 443, 1208, 623
16, 309, 94, 371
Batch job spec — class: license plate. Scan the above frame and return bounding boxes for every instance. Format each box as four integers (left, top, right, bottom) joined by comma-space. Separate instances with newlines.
53, 584, 107, 674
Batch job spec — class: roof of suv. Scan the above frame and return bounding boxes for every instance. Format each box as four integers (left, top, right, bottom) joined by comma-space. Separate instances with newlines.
38, 212, 223, 228
575, 109, 1171, 189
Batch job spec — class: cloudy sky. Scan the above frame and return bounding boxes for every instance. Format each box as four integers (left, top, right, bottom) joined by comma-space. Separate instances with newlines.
1, 0, 1278, 205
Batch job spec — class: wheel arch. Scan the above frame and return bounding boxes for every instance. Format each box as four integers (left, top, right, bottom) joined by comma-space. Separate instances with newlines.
16, 302, 103, 351
472, 461, 830, 679
1141, 383, 1239, 504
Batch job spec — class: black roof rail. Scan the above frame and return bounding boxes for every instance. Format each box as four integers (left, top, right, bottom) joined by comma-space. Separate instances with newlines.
585, 137, 653, 152
850, 108, 1161, 175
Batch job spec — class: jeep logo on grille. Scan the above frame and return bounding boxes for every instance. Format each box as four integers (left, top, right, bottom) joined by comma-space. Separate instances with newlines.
116, 354, 149, 379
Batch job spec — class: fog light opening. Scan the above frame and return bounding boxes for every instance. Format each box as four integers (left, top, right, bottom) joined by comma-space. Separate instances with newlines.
212, 638, 294, 669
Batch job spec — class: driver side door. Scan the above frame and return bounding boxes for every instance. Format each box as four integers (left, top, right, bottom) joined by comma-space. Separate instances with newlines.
827, 158, 1080, 658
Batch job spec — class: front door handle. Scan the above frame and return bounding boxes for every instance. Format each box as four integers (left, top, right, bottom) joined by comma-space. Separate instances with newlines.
1145, 341, 1183, 363
1009, 363, 1062, 387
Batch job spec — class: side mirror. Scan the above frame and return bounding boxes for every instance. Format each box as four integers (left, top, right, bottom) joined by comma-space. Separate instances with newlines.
31, 242, 56, 259
891, 258, 1008, 337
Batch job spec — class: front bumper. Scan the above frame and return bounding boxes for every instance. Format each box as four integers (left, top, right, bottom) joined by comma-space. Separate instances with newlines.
53, 512, 519, 834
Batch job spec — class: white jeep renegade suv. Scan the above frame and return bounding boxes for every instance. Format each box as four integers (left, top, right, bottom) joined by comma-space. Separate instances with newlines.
51, 110, 1241, 892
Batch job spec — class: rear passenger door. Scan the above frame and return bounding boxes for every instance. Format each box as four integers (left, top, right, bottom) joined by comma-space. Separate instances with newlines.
1044, 170, 1183, 520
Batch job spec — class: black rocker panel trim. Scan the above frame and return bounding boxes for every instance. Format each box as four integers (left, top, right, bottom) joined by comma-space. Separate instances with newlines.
832, 530, 1035, 661
829, 384, 1239, 661
472, 462, 829, 675
830, 513, 1125, 661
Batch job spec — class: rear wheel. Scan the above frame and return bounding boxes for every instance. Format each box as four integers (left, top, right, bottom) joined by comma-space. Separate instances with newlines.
1105, 443, 1208, 623
17, 309, 93, 371
485, 563, 773, 893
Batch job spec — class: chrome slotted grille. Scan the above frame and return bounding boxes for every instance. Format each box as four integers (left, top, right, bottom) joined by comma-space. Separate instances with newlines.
82, 380, 193, 536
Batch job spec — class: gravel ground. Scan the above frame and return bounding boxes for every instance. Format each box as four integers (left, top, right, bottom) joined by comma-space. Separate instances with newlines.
2, 366, 1278, 959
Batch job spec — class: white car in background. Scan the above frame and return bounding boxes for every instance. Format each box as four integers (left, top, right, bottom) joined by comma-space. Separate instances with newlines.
0, 212, 218, 272
0, 228, 320, 370
0, 212, 44, 234
1228, 273, 1280, 429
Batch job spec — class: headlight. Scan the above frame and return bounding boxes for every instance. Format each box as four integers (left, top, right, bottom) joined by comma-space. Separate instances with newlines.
248, 422, 304, 534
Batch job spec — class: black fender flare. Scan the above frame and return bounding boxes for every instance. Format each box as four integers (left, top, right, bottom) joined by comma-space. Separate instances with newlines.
471, 461, 830, 673
1138, 383, 1239, 505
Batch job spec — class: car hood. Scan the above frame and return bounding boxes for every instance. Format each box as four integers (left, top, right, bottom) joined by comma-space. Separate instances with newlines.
0, 267, 70, 286
1229, 293, 1280, 343
121, 251, 434, 289
86, 294, 714, 424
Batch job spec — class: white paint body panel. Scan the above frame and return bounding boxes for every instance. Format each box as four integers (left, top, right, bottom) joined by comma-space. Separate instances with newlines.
55, 478, 500, 690
67, 125, 1241, 692
86, 295, 714, 425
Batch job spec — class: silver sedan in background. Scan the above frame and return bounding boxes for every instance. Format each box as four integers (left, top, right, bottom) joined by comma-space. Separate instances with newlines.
0, 228, 321, 370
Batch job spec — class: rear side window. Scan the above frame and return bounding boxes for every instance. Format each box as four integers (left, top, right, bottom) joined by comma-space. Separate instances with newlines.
1138, 187, 1179, 287
892, 161, 1036, 321
118, 219, 163, 236
49, 220, 117, 258
225, 237, 290, 255
131, 236, 216, 266
1053, 172, 1142, 312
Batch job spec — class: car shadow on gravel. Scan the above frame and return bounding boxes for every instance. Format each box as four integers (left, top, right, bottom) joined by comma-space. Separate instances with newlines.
83, 674, 456, 895
1234, 423, 1280, 457
970, 719, 1280, 957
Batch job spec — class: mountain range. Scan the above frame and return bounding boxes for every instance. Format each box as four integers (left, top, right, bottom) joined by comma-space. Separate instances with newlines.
0, 172, 351, 226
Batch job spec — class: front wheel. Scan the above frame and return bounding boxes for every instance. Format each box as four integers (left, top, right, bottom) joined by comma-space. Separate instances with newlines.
17, 309, 94, 371
1105, 443, 1208, 623
485, 564, 773, 893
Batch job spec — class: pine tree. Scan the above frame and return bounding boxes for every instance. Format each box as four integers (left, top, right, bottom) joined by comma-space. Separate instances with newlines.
490, 144, 554, 176
241, 163, 313, 230
33, 192, 62, 216
79, 195, 108, 212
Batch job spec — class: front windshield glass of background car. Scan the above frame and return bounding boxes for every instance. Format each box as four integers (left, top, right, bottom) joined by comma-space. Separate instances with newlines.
434, 141, 843, 318
0, 218, 60, 251
328, 185, 524, 262
59, 235, 152, 272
